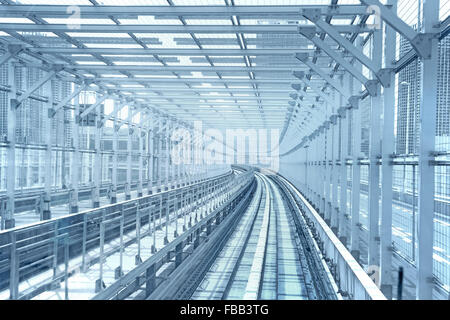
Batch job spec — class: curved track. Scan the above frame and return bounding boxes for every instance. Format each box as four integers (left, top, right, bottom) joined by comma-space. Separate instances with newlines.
150, 171, 338, 300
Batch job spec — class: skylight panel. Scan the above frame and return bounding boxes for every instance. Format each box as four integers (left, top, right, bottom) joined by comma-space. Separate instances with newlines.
202, 45, 241, 49
214, 63, 247, 67
118, 16, 183, 25
134, 75, 178, 78
0, 18, 35, 24
76, 61, 108, 65
172, 0, 225, 5
100, 74, 128, 78
115, 61, 164, 66
84, 43, 143, 48
18, 0, 92, 4
195, 34, 237, 39
66, 33, 131, 38
43, 18, 115, 25
185, 19, 232, 26
98, 0, 169, 5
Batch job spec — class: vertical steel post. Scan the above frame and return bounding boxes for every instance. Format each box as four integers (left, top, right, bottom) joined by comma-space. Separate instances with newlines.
148, 112, 154, 195
5, 60, 16, 229
417, 0, 439, 300
138, 127, 144, 197
125, 108, 132, 200
350, 37, 363, 262
111, 101, 119, 204
380, 0, 397, 300
70, 84, 81, 213
368, 26, 383, 269
43, 76, 53, 220
9, 232, 18, 299
339, 106, 349, 245
92, 97, 102, 208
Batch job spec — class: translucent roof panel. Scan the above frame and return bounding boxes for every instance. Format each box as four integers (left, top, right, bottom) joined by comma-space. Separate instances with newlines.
0, 0, 391, 133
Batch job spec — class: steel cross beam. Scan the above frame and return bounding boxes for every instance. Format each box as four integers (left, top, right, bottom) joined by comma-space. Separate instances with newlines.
51, 82, 90, 116
0, 23, 374, 34
101, 87, 295, 94
295, 52, 350, 100
113, 101, 143, 130
68, 65, 303, 73
13, 66, 62, 108
72, 77, 295, 85
301, 9, 392, 87
360, 0, 437, 59
79, 94, 110, 118
30, 47, 331, 56
292, 71, 334, 106
0, 5, 369, 17
0, 44, 23, 67
298, 26, 378, 96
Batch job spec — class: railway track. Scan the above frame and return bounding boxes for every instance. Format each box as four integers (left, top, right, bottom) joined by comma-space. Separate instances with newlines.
148, 171, 339, 300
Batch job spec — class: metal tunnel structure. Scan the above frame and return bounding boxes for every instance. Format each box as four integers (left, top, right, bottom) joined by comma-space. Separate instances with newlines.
0, 0, 449, 301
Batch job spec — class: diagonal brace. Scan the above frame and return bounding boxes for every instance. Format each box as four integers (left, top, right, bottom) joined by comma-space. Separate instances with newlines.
301, 10, 392, 87
360, 0, 436, 59
79, 94, 109, 118
298, 26, 378, 96
295, 52, 351, 100
293, 71, 334, 106
14, 66, 62, 108
0, 44, 23, 67
50, 82, 91, 117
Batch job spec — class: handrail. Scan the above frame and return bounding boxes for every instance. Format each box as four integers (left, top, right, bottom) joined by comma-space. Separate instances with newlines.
0, 170, 237, 299
0, 169, 233, 235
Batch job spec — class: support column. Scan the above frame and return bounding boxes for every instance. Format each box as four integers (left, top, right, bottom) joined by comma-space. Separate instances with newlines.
320, 128, 325, 212
137, 127, 144, 198
125, 109, 132, 201
331, 113, 339, 234
70, 84, 81, 213
42, 78, 53, 220
380, 0, 397, 300
147, 112, 154, 195
157, 117, 162, 192
92, 103, 102, 208
5, 60, 16, 229
164, 119, 170, 191
339, 107, 349, 245
417, 0, 439, 300
325, 118, 332, 225
368, 26, 383, 269
111, 101, 119, 204
350, 41, 362, 260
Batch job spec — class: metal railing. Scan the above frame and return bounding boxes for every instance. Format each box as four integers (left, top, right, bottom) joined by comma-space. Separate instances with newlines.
0, 169, 244, 300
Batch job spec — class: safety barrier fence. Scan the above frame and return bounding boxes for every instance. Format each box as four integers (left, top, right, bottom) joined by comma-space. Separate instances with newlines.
0, 168, 246, 300
275, 174, 386, 300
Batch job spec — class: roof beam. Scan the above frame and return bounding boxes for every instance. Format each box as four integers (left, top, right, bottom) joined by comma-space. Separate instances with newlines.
0, 5, 368, 17
29, 47, 317, 56
51, 81, 91, 116
293, 71, 334, 106
0, 44, 24, 67
298, 26, 378, 96
295, 52, 350, 100
68, 65, 306, 73
360, 0, 437, 59
78, 77, 294, 84
13, 66, 62, 108
79, 94, 110, 118
302, 9, 392, 87
0, 23, 373, 34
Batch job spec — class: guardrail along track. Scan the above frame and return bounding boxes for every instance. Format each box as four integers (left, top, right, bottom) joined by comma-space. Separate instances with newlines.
0, 170, 248, 300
